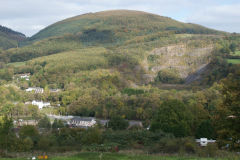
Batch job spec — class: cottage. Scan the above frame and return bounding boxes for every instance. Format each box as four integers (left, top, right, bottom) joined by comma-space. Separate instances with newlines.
20, 73, 30, 81
69, 117, 96, 128
26, 87, 44, 94
14, 119, 38, 126
196, 138, 216, 147
26, 100, 51, 110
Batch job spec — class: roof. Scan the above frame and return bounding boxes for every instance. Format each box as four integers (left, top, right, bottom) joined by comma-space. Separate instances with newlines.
129, 120, 143, 127
71, 117, 96, 122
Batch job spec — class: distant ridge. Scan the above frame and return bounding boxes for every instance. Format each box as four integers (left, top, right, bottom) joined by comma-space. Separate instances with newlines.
0, 25, 26, 49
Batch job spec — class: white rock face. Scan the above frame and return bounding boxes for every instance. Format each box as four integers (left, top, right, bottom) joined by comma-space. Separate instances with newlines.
145, 43, 214, 82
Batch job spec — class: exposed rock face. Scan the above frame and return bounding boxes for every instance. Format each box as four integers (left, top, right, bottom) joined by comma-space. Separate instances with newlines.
144, 43, 214, 83
185, 64, 209, 84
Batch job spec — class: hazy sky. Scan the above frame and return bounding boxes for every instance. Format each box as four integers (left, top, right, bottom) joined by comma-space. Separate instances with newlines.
1, 0, 239, 36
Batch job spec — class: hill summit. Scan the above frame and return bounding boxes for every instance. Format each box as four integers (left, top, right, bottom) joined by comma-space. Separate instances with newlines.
30, 10, 220, 42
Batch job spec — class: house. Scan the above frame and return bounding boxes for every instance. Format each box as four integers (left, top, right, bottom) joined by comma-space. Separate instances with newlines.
69, 117, 96, 128
20, 73, 30, 81
128, 120, 143, 128
98, 119, 109, 127
26, 100, 51, 110
47, 115, 74, 121
14, 119, 38, 126
196, 138, 216, 147
26, 87, 44, 94
46, 115, 143, 129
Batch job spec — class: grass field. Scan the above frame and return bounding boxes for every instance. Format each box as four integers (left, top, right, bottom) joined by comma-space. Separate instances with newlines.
7, 61, 26, 67
0, 152, 239, 160
227, 59, 240, 64
232, 50, 240, 56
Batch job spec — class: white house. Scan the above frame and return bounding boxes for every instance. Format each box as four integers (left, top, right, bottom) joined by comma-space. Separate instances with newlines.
20, 74, 30, 81
196, 138, 216, 147
26, 87, 44, 94
31, 100, 51, 109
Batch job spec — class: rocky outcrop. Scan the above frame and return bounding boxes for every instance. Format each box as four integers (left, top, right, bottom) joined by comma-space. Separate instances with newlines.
144, 43, 214, 83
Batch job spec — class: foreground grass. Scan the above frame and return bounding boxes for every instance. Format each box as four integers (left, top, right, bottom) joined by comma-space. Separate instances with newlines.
227, 59, 240, 64
0, 152, 239, 160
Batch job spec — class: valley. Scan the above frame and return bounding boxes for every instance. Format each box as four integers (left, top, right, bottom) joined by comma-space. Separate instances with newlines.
0, 10, 239, 159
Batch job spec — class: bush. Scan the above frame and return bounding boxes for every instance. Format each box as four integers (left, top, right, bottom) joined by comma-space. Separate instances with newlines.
197, 143, 218, 157
155, 69, 183, 84
38, 116, 51, 129
108, 116, 129, 130
81, 127, 102, 145
83, 143, 119, 152
37, 137, 52, 151
148, 137, 197, 154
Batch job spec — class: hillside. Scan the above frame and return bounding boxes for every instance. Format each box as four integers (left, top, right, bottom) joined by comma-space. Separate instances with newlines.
1, 10, 231, 88
0, 10, 240, 155
0, 25, 26, 50
29, 10, 221, 42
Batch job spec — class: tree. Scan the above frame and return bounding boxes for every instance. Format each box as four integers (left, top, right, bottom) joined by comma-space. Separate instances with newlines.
38, 116, 51, 129
215, 69, 240, 150
81, 127, 102, 145
52, 119, 64, 129
150, 99, 193, 137
0, 116, 16, 152
196, 120, 215, 139
108, 116, 129, 130
19, 125, 39, 145
229, 43, 237, 53
38, 137, 51, 151
22, 137, 33, 151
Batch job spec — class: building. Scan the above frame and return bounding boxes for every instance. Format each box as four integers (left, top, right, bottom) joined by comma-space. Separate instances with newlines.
26, 87, 44, 94
47, 115, 97, 128
196, 138, 216, 147
46, 115, 143, 129
98, 119, 109, 127
50, 89, 60, 93
14, 119, 38, 126
129, 120, 143, 128
69, 117, 96, 128
20, 73, 30, 81
98, 120, 143, 129
26, 100, 51, 110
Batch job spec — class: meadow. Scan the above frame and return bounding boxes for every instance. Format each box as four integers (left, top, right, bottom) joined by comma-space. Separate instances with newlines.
232, 50, 240, 56
227, 59, 240, 64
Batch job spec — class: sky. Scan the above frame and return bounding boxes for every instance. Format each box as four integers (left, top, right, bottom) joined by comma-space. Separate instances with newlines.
0, 0, 240, 37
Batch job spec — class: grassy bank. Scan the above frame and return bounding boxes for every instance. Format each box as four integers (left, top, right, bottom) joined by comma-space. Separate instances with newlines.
0, 152, 239, 160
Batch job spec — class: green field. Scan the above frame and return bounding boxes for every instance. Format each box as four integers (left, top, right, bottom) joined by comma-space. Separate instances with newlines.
227, 59, 240, 64
232, 50, 240, 56
0, 152, 239, 160
7, 61, 26, 67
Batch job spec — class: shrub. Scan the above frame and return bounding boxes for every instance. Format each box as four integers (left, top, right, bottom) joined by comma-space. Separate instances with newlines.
197, 143, 218, 157
155, 69, 183, 84
108, 116, 129, 130
81, 127, 102, 145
